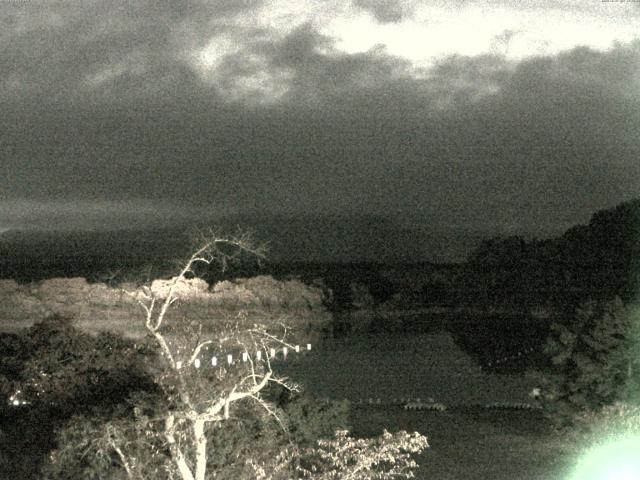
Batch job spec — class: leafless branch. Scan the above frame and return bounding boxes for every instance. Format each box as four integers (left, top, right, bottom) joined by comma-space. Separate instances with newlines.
106, 425, 137, 480
249, 394, 288, 432
248, 327, 297, 350
187, 340, 215, 366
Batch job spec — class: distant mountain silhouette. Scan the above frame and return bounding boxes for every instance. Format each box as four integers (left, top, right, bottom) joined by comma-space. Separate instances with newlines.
209, 213, 487, 263
0, 213, 488, 280
3, 200, 637, 289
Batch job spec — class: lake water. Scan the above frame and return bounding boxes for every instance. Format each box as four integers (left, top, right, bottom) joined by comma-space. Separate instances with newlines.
276, 330, 538, 406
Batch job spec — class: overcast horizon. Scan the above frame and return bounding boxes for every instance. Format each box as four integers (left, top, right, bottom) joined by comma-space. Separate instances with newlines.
2, 1, 639, 246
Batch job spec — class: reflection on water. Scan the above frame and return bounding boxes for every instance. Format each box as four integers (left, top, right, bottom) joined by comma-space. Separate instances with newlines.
276, 330, 538, 406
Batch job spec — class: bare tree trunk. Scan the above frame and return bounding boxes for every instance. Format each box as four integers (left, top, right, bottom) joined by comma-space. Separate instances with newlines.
165, 415, 196, 480
194, 418, 208, 480
110, 439, 136, 480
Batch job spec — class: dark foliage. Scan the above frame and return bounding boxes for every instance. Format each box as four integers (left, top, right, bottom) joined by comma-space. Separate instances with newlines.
540, 297, 640, 427
0, 315, 158, 479
1, 315, 353, 479
4, 315, 156, 414
40, 385, 351, 480
466, 197, 640, 308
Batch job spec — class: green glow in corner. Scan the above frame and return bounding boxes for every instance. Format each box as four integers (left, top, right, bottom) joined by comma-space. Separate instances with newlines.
568, 435, 640, 480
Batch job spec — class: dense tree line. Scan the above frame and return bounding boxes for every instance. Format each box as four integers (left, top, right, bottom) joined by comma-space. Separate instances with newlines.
465, 197, 640, 309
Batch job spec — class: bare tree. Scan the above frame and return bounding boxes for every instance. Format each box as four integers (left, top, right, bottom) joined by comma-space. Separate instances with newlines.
114, 229, 304, 480
46, 228, 428, 479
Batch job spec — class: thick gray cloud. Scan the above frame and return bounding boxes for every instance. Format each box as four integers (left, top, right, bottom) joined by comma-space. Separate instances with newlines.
1, 1, 639, 237
353, 0, 413, 23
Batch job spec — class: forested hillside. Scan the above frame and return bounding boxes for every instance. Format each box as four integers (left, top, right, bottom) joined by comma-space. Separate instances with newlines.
464, 198, 640, 308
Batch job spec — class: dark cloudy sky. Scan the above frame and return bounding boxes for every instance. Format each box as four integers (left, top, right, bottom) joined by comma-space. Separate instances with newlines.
1, 0, 639, 235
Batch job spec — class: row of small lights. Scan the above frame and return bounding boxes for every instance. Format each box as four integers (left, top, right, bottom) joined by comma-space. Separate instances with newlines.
174, 342, 538, 370
8, 344, 314, 406
175, 343, 312, 370
486, 345, 538, 367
